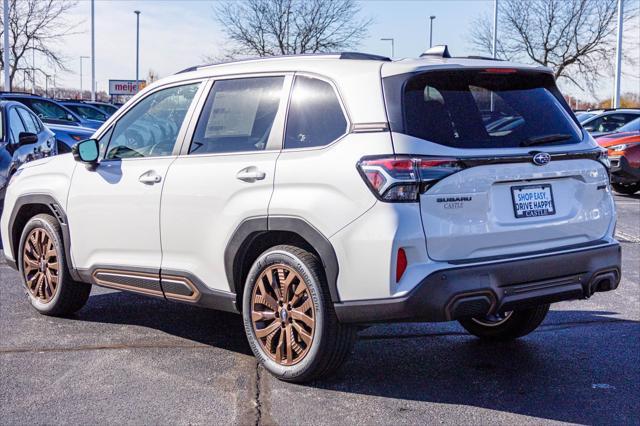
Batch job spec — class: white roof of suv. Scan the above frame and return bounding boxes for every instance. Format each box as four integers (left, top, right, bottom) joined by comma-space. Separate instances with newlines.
137, 51, 555, 126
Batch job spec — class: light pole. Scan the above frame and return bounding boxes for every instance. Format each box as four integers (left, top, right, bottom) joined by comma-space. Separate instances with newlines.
91, 0, 96, 101
492, 0, 498, 58
79, 55, 89, 100
380, 38, 394, 58
613, 0, 624, 108
429, 16, 436, 48
134, 10, 141, 93
31, 39, 35, 94
3, 0, 10, 91
44, 73, 50, 97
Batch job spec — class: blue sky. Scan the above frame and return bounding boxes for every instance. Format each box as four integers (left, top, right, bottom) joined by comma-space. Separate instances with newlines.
53, 0, 639, 102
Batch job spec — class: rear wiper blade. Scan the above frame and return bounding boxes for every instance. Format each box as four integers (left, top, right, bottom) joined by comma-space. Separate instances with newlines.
520, 133, 573, 147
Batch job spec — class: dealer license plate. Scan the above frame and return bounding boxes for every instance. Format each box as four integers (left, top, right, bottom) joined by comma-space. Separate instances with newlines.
511, 184, 556, 218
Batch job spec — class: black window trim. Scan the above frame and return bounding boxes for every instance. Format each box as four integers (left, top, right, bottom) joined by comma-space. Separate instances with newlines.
281, 72, 352, 152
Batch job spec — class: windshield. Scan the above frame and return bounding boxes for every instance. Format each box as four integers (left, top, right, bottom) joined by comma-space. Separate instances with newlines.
617, 117, 640, 133
66, 104, 107, 121
13, 98, 79, 123
385, 69, 582, 149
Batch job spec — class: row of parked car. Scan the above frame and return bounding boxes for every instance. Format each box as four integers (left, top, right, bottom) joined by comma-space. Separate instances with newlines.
575, 108, 640, 195
0, 92, 120, 204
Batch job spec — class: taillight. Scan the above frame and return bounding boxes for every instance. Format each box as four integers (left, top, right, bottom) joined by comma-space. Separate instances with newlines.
357, 156, 463, 202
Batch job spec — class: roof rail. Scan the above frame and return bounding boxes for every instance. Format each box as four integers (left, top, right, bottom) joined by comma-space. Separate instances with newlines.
176, 51, 391, 74
420, 45, 451, 59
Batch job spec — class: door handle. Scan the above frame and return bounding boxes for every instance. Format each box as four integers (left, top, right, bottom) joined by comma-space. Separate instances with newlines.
236, 166, 266, 182
139, 170, 162, 184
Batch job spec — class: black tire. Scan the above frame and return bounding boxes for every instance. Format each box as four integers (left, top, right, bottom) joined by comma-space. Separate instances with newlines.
458, 304, 550, 341
18, 213, 91, 316
242, 244, 356, 383
611, 182, 640, 195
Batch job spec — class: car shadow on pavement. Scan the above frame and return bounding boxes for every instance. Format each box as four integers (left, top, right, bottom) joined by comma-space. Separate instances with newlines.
316, 310, 640, 425
75, 290, 253, 356
75, 292, 639, 424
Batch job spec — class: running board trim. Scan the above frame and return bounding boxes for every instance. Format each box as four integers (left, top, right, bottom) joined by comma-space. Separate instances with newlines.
91, 269, 164, 297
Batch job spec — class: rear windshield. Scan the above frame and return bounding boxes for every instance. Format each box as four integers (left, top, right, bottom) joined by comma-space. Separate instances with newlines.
385, 69, 582, 149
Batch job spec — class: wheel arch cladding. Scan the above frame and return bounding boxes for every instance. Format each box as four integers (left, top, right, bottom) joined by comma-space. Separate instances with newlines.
224, 216, 341, 305
8, 194, 80, 281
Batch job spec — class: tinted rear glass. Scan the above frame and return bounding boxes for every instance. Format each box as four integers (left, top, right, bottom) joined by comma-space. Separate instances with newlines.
387, 69, 582, 148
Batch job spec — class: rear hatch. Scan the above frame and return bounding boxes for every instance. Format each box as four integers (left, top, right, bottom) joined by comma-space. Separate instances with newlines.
382, 67, 614, 262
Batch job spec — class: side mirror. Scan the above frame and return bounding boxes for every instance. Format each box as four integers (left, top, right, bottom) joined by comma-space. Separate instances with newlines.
67, 113, 76, 122
18, 132, 38, 147
72, 139, 99, 164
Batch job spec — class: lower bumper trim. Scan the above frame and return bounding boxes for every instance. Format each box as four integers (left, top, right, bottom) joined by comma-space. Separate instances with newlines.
334, 243, 621, 324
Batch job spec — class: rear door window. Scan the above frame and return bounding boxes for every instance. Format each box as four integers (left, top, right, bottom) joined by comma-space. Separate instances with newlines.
189, 77, 284, 154
16, 107, 40, 133
585, 114, 639, 133
388, 69, 582, 148
8, 108, 26, 143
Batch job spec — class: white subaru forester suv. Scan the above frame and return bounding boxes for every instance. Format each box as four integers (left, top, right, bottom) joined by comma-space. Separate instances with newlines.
1, 49, 621, 382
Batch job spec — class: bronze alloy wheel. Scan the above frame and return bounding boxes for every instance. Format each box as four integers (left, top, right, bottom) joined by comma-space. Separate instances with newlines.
22, 228, 59, 303
251, 264, 316, 366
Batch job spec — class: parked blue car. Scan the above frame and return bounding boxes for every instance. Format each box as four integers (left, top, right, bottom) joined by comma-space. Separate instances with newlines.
83, 101, 119, 117
58, 101, 108, 122
46, 123, 94, 153
0, 100, 57, 206
0, 93, 103, 130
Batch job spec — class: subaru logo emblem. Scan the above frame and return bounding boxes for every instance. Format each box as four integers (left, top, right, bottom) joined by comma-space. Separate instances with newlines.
532, 152, 551, 166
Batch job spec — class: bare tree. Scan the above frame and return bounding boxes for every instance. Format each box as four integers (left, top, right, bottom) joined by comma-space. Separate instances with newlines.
0, 0, 78, 91
213, 0, 371, 59
469, 0, 638, 91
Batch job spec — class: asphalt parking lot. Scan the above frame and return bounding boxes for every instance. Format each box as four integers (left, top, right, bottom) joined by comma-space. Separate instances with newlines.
1, 194, 638, 425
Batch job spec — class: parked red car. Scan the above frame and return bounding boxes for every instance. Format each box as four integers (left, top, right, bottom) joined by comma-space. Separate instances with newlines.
596, 118, 640, 195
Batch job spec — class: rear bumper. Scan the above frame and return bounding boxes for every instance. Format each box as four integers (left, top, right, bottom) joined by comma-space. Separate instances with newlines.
610, 156, 640, 183
334, 242, 621, 323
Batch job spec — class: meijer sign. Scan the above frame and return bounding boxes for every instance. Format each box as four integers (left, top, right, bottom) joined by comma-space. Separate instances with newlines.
108, 80, 147, 96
